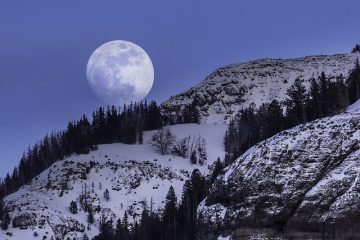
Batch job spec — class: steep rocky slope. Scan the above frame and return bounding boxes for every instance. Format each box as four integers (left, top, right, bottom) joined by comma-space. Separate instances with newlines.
200, 105, 360, 239
162, 53, 360, 123
1, 124, 226, 240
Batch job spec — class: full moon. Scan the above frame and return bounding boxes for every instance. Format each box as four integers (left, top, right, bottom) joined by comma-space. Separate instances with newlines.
86, 40, 154, 106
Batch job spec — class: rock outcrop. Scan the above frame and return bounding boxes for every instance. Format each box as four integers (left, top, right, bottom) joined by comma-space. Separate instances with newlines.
162, 53, 360, 123
200, 108, 360, 239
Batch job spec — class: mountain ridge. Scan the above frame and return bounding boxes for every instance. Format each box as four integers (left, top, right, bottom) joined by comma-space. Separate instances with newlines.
162, 52, 360, 123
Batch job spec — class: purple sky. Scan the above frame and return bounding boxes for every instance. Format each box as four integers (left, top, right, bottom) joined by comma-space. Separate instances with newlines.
0, 0, 360, 177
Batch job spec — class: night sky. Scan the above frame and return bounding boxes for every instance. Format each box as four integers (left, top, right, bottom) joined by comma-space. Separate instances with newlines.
1, 0, 359, 177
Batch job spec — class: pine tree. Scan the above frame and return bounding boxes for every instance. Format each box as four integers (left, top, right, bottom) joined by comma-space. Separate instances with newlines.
237, 107, 259, 153
114, 218, 122, 240
1, 213, 10, 230
122, 211, 130, 240
145, 101, 162, 130
87, 210, 94, 229
308, 78, 322, 120
163, 186, 178, 240
223, 118, 240, 164
69, 201, 78, 214
139, 209, 150, 240
284, 77, 308, 125
190, 170, 207, 207
182, 97, 201, 124
319, 72, 331, 116
97, 215, 114, 240
178, 180, 192, 240
103, 189, 110, 201
0, 197, 3, 220
327, 75, 349, 114
347, 59, 360, 104
210, 158, 224, 185
265, 100, 284, 138
352, 44, 360, 53
190, 150, 197, 164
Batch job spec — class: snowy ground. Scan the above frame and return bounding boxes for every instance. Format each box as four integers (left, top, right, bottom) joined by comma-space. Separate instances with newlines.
1, 123, 227, 240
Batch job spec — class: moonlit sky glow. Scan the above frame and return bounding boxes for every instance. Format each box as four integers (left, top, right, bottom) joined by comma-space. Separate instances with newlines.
0, 0, 360, 177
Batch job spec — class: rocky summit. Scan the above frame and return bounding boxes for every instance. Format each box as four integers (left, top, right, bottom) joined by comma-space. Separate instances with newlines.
162, 53, 360, 123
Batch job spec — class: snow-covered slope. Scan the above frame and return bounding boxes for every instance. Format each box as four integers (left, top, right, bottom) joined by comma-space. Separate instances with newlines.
346, 99, 360, 113
1, 124, 226, 240
162, 53, 360, 123
200, 108, 360, 238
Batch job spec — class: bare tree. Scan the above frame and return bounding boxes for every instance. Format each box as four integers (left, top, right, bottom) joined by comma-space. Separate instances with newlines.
151, 128, 175, 155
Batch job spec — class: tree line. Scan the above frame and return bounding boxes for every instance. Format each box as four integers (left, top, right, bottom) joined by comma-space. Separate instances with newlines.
0, 101, 164, 198
224, 59, 360, 164
0, 97, 203, 199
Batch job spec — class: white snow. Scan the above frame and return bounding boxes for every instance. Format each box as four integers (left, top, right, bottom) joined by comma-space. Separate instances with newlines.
217, 235, 231, 240
1, 123, 227, 239
163, 52, 360, 123
346, 99, 360, 113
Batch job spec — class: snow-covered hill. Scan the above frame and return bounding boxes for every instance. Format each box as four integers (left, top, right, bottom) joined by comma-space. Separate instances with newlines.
1, 124, 226, 240
200, 104, 360, 239
3, 50, 360, 240
162, 52, 360, 123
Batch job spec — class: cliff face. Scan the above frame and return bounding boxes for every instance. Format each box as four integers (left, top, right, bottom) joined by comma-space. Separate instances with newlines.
200, 107, 360, 238
162, 53, 360, 123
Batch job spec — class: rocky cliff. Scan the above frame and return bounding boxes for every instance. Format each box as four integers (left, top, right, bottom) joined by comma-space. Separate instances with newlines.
200, 105, 360, 239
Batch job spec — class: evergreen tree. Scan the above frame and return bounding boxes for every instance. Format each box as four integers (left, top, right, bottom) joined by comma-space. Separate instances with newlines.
122, 211, 130, 240
284, 77, 308, 125
0, 197, 3, 220
237, 107, 259, 153
1, 213, 10, 230
319, 72, 332, 116
139, 209, 151, 240
327, 75, 348, 114
69, 201, 78, 214
87, 210, 94, 228
190, 150, 197, 164
265, 100, 284, 137
352, 44, 360, 53
96, 216, 114, 240
104, 189, 110, 201
114, 218, 122, 240
177, 170, 207, 240
190, 170, 207, 207
163, 186, 178, 240
145, 101, 162, 130
182, 97, 201, 124
307, 78, 323, 120
223, 118, 239, 164
209, 158, 224, 185
347, 59, 360, 104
